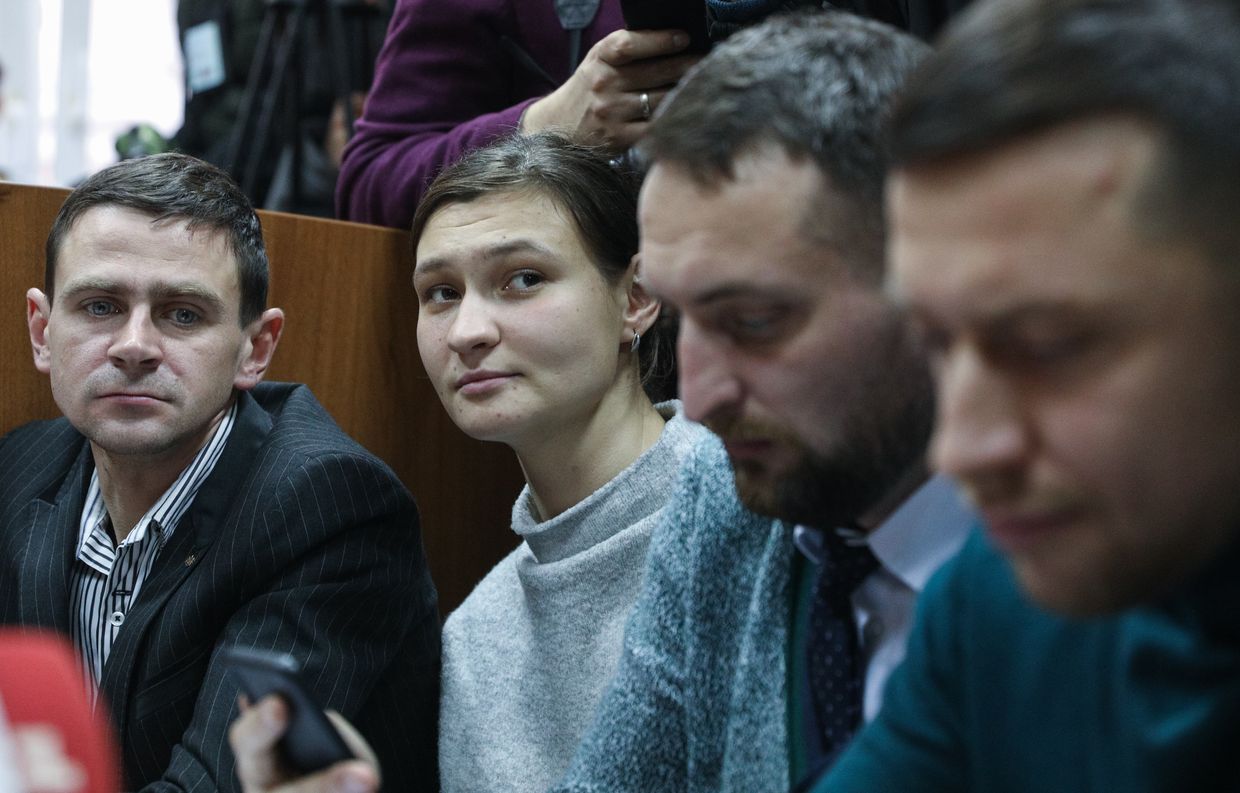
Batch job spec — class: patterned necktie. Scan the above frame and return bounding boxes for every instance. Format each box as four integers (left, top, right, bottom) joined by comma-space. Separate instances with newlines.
806, 529, 880, 761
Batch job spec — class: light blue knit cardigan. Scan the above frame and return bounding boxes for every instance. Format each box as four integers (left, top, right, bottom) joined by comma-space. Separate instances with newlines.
553, 433, 794, 793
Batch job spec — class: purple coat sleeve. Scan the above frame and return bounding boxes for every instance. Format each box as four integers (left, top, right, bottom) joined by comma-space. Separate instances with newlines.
336, 0, 625, 229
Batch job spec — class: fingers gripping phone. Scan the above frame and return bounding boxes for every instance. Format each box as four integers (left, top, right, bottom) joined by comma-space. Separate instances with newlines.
620, 0, 713, 52
222, 646, 356, 774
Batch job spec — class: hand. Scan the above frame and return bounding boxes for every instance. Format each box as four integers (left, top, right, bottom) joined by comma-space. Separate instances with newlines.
230, 695, 380, 793
521, 28, 702, 151
325, 92, 367, 169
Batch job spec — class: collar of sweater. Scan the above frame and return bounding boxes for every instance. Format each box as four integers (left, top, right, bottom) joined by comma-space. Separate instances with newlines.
511, 403, 689, 564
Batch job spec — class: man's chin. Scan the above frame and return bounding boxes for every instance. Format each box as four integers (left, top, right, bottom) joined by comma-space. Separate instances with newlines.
730, 465, 787, 520
729, 448, 898, 528
82, 421, 185, 459
1009, 548, 1135, 618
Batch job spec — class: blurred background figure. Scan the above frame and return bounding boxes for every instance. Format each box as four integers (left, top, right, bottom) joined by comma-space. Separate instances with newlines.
1, 0, 973, 210
335, 0, 977, 230
335, 0, 701, 229
174, 0, 391, 215
173, 0, 266, 170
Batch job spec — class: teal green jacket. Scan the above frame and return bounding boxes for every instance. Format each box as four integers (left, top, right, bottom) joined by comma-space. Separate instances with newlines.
815, 531, 1240, 793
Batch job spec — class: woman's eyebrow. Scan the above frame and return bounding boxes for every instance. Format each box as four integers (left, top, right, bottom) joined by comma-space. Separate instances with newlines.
416, 238, 563, 277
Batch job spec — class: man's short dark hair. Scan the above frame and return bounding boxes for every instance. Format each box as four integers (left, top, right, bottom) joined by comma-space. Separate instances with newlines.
889, 0, 1240, 269
45, 153, 269, 325
640, 11, 929, 274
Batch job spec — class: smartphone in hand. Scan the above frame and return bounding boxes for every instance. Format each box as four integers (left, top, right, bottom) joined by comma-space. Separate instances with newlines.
620, 0, 712, 52
222, 646, 356, 774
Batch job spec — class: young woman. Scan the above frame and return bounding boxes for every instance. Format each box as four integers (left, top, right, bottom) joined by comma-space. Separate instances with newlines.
411, 132, 704, 793
231, 131, 706, 793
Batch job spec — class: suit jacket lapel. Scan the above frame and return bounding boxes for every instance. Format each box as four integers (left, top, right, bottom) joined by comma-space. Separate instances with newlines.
100, 391, 272, 731
16, 442, 93, 635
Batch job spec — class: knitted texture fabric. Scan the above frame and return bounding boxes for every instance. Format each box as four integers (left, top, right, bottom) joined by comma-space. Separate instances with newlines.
553, 433, 794, 793
438, 403, 707, 793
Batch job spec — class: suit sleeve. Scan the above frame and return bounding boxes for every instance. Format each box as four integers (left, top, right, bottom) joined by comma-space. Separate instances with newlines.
808, 537, 980, 793
137, 451, 438, 792
549, 455, 707, 792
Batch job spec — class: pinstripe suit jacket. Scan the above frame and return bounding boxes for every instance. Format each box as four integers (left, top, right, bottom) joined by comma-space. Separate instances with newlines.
0, 382, 439, 792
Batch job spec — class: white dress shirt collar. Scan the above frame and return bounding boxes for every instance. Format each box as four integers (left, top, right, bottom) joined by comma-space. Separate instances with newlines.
866, 474, 975, 594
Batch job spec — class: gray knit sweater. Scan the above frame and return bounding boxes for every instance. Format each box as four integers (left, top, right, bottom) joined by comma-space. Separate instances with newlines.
437, 402, 705, 793
552, 431, 793, 793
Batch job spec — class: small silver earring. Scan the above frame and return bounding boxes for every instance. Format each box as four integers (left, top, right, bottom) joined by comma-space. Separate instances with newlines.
631, 331, 642, 353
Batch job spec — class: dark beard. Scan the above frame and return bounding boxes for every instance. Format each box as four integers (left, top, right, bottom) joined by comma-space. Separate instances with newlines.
768, 438, 907, 528
723, 375, 935, 529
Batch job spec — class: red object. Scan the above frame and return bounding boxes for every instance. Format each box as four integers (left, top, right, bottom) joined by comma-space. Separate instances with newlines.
0, 630, 120, 793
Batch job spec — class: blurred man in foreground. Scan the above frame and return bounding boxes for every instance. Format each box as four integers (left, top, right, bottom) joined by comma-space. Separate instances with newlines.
816, 0, 1240, 790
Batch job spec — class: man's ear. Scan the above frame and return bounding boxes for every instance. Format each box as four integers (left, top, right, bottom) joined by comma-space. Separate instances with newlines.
27, 289, 53, 375
234, 308, 285, 391
622, 254, 661, 344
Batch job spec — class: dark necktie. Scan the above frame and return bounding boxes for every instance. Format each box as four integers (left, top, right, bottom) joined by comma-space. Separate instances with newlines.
806, 528, 880, 761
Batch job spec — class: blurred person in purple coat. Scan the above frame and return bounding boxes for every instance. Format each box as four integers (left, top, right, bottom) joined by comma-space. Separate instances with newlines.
336, 0, 701, 229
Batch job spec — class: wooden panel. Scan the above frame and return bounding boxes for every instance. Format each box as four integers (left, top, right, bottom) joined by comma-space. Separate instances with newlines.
0, 184, 66, 425
0, 183, 522, 614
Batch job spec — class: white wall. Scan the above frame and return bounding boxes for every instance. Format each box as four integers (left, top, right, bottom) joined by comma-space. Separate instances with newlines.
0, 0, 184, 186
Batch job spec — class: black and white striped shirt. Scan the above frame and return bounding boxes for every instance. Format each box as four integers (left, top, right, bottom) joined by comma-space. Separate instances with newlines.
70, 402, 238, 696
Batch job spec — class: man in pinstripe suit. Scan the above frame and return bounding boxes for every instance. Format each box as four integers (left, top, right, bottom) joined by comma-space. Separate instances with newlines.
0, 153, 439, 791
